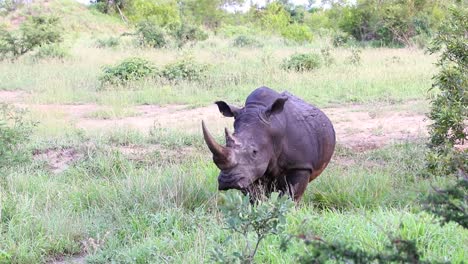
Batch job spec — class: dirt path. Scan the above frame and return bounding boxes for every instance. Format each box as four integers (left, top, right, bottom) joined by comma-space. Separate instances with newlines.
1, 91, 428, 151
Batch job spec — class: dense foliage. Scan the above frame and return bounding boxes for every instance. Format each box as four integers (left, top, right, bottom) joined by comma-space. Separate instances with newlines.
0, 15, 62, 60
426, 6, 467, 176
99, 57, 157, 86
135, 20, 167, 48
425, 175, 468, 228
287, 233, 442, 264
90, 0, 456, 47
281, 53, 322, 72
315, 0, 451, 47
160, 57, 209, 82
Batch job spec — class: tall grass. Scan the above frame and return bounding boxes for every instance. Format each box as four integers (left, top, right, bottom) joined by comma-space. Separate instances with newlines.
1, 129, 466, 263
0, 11, 457, 263
0, 38, 436, 106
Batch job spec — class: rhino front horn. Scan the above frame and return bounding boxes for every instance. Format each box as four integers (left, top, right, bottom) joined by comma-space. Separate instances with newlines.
202, 120, 228, 159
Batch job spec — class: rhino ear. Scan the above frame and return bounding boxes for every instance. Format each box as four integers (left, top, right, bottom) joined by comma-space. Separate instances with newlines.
215, 101, 241, 117
265, 97, 288, 119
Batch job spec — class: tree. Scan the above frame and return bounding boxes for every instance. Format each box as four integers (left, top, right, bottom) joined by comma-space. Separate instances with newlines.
0, 15, 63, 60
426, 4, 467, 175
179, 0, 244, 29
127, 0, 181, 29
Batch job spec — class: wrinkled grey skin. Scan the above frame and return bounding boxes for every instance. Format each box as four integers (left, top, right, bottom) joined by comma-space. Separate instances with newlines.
202, 86, 335, 201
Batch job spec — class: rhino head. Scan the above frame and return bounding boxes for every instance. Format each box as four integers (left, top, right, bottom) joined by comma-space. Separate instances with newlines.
202, 97, 288, 191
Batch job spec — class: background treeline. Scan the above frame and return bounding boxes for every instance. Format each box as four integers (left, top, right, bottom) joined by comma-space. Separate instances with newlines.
88, 0, 457, 48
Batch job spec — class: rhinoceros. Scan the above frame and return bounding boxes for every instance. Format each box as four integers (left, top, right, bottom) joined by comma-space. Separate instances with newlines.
202, 87, 335, 201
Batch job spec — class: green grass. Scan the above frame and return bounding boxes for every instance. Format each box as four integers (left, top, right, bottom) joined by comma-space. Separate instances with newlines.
1, 129, 466, 263
0, 3, 461, 263
0, 0, 125, 34
85, 108, 139, 120
0, 38, 436, 107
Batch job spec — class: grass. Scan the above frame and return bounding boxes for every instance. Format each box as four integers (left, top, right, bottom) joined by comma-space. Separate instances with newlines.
0, 0, 125, 34
0, 3, 462, 263
1, 128, 466, 263
85, 108, 139, 120
0, 38, 436, 107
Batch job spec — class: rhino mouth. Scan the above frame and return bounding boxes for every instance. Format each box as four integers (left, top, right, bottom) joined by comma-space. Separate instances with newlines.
218, 173, 246, 191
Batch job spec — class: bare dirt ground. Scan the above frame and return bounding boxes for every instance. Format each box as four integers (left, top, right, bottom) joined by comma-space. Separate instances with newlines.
0, 90, 429, 152
33, 147, 84, 174
0, 90, 28, 103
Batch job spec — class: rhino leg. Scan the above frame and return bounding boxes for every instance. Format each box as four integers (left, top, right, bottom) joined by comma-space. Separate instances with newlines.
285, 170, 311, 202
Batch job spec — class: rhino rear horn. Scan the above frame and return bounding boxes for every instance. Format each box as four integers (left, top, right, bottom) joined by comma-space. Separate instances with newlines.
225, 128, 239, 147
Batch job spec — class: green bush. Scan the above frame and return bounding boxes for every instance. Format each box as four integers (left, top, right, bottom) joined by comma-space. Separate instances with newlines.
99, 57, 157, 87
424, 176, 468, 228
211, 191, 294, 263
232, 35, 263, 48
172, 24, 208, 47
332, 31, 355, 47
281, 23, 313, 43
346, 47, 362, 66
287, 227, 434, 264
95, 36, 120, 48
160, 57, 208, 82
32, 44, 70, 60
127, 0, 181, 29
320, 47, 335, 66
426, 6, 467, 176
136, 20, 167, 48
281, 53, 322, 72
258, 2, 290, 34
0, 103, 36, 167
0, 15, 63, 60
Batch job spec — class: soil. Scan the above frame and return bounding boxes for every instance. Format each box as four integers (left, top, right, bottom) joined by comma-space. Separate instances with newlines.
0, 90, 27, 103
18, 101, 428, 151
33, 148, 84, 174
47, 254, 86, 264
3, 97, 430, 173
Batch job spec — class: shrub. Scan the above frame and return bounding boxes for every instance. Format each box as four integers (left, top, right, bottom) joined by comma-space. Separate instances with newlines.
424, 176, 468, 228
127, 0, 181, 29
95, 36, 120, 48
320, 47, 335, 66
171, 24, 208, 47
135, 20, 167, 48
211, 191, 294, 263
258, 2, 290, 34
332, 31, 355, 47
32, 44, 70, 60
281, 53, 321, 72
0, 103, 36, 167
426, 6, 467, 176
160, 57, 208, 82
281, 23, 313, 43
232, 35, 263, 48
346, 47, 362, 65
99, 57, 157, 86
0, 15, 63, 60
286, 229, 435, 264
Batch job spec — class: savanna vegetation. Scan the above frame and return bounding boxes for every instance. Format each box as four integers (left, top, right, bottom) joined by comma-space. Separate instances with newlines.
0, 0, 466, 263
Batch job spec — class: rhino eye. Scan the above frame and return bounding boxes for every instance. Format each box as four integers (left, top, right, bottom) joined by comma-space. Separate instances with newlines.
252, 149, 258, 156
